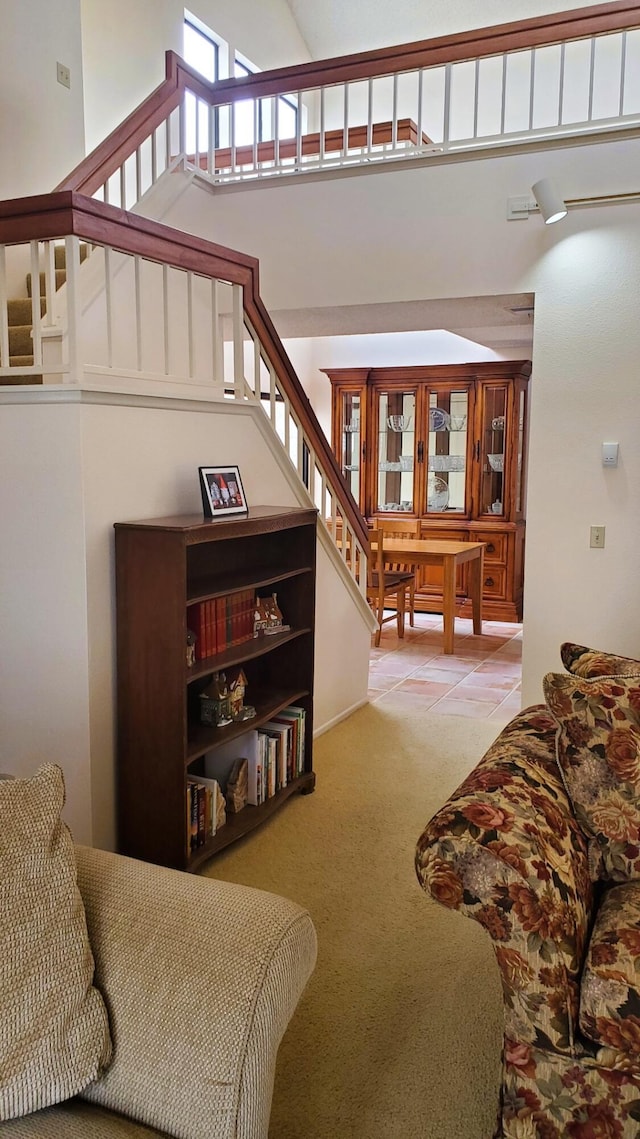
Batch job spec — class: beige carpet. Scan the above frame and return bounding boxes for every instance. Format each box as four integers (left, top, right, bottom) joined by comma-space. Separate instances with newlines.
203, 703, 507, 1139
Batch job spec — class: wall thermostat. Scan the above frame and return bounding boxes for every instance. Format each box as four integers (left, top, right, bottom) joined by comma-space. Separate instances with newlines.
602, 442, 619, 467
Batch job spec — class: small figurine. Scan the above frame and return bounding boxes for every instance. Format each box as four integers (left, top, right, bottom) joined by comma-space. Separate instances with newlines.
253, 596, 271, 638
263, 593, 290, 636
199, 671, 233, 727
186, 629, 197, 668
228, 668, 248, 719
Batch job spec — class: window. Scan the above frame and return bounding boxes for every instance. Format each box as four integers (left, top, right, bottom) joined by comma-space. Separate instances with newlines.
183, 12, 300, 158
184, 14, 219, 82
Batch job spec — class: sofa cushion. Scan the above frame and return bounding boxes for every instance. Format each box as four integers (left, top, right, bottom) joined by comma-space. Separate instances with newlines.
580, 879, 640, 1059
544, 671, 640, 882
0, 766, 112, 1121
561, 641, 640, 679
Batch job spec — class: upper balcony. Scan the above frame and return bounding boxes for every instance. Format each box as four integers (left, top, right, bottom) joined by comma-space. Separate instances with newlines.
58, 2, 640, 206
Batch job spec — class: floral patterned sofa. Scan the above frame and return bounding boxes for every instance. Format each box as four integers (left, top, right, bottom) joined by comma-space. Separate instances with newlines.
416, 643, 640, 1139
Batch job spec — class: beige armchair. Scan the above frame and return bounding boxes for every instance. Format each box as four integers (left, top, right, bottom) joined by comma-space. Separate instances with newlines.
3, 845, 317, 1139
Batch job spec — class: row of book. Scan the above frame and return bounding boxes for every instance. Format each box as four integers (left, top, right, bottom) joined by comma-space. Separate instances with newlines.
186, 706, 307, 856
188, 589, 255, 660
205, 707, 306, 805
186, 774, 225, 852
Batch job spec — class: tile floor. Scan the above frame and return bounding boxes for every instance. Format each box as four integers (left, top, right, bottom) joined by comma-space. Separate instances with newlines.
368, 611, 523, 720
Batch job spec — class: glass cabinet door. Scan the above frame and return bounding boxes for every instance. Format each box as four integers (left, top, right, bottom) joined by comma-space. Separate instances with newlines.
376, 390, 416, 513
424, 388, 469, 516
339, 390, 363, 506
479, 384, 508, 517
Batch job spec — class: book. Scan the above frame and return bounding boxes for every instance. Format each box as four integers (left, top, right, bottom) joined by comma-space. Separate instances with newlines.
272, 706, 306, 776
261, 720, 292, 791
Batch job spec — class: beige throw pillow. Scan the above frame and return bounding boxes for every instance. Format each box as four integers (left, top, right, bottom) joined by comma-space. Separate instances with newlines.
0, 765, 112, 1121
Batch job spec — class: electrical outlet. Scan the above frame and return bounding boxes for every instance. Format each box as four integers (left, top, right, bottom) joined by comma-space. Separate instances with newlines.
590, 526, 605, 549
57, 62, 71, 89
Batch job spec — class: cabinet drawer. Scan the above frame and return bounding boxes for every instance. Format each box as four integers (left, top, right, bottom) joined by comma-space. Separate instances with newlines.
474, 532, 508, 564
481, 566, 507, 599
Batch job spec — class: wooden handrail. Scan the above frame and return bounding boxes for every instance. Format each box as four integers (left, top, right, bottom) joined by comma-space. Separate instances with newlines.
184, 1, 640, 101
55, 2, 640, 197
0, 192, 369, 551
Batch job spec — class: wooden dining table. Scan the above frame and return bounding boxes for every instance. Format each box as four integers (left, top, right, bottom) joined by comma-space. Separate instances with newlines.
371, 537, 486, 655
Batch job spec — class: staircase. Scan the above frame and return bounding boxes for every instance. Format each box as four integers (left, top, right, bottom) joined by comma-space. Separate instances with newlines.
5, 244, 87, 384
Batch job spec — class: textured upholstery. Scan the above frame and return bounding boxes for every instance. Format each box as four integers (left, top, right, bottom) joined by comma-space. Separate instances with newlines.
561, 642, 640, 679
416, 706, 640, 1138
3, 845, 317, 1139
544, 670, 640, 882
580, 880, 640, 1059
0, 767, 112, 1122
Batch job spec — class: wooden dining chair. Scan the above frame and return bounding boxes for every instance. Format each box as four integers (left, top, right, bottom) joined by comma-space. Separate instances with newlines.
377, 518, 422, 628
366, 527, 414, 647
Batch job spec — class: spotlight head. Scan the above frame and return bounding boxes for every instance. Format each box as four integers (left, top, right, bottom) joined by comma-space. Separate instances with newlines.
531, 178, 567, 224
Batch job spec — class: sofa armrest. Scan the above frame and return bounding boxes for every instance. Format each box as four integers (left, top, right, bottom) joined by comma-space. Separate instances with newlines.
75, 845, 317, 1139
416, 707, 593, 1056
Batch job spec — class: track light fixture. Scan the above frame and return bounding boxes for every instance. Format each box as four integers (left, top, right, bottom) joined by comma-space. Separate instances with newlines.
507, 180, 640, 224
531, 178, 568, 224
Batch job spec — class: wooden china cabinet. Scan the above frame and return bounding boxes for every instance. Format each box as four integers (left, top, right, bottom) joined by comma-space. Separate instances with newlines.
325, 361, 531, 622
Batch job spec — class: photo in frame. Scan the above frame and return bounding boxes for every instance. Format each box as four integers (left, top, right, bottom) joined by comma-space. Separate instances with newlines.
199, 466, 248, 518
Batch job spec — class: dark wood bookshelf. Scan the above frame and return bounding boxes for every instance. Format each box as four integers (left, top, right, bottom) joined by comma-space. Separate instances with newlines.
114, 505, 317, 871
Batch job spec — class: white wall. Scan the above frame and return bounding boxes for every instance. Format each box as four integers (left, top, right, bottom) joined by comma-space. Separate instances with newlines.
284, 330, 508, 441
0, 390, 370, 848
286, 0, 613, 57
0, 0, 85, 197
160, 136, 640, 706
80, 0, 311, 154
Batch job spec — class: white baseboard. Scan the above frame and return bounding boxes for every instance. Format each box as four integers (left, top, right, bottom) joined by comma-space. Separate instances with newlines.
313, 697, 370, 737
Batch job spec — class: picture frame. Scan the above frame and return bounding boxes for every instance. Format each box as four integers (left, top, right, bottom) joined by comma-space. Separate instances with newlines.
199, 466, 248, 519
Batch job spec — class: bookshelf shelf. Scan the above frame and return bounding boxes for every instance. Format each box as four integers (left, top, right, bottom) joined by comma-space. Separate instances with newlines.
114, 505, 317, 871
185, 626, 312, 684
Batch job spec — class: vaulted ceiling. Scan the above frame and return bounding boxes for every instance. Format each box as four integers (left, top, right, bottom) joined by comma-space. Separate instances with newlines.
284, 0, 605, 60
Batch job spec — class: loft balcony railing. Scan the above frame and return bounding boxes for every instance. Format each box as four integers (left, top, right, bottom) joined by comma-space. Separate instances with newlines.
0, 193, 370, 591
57, 2, 640, 204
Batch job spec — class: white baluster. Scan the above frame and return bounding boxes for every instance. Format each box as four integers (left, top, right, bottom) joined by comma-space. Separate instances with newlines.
211, 279, 223, 392
30, 242, 42, 368
320, 87, 326, 165
163, 263, 170, 375
187, 271, 194, 379
232, 283, 244, 397
208, 104, 215, 175
588, 37, 596, 122
64, 235, 81, 383
619, 31, 628, 117
558, 41, 566, 125
43, 241, 57, 327
367, 78, 374, 153
134, 256, 142, 373
104, 246, 114, 370
443, 65, 452, 146
0, 245, 9, 369
295, 90, 302, 167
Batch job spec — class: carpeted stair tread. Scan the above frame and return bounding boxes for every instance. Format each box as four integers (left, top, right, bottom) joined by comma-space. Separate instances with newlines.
8, 326, 33, 355
2, 244, 89, 388
7, 298, 46, 324
26, 269, 66, 298
1, 373, 43, 385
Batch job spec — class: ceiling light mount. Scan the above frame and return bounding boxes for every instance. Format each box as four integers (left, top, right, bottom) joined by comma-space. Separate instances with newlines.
507, 178, 567, 224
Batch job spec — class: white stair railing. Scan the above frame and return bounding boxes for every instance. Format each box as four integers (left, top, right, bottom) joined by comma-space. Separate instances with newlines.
57, 10, 640, 205
0, 222, 369, 595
